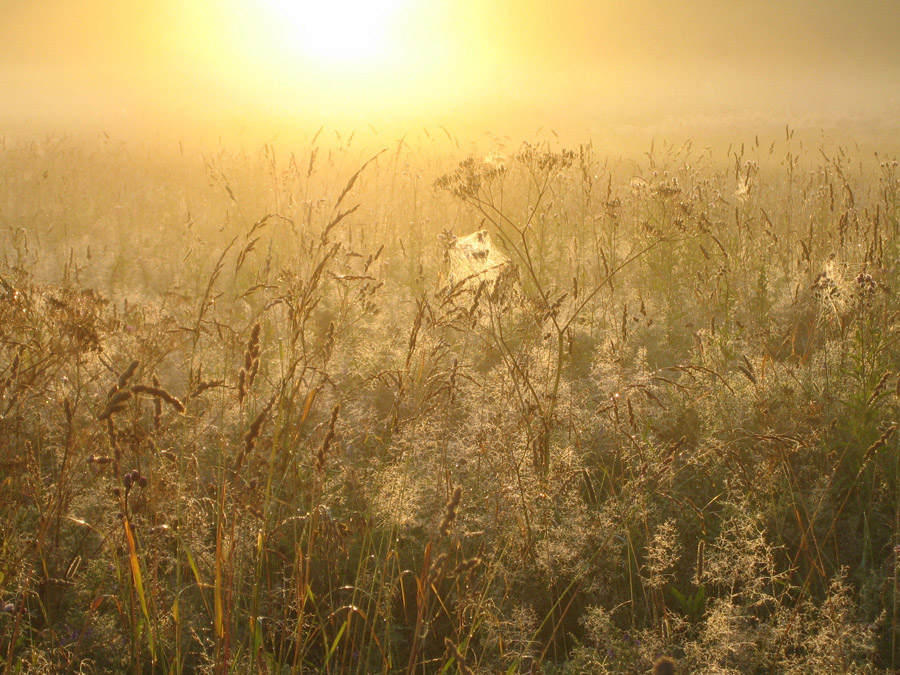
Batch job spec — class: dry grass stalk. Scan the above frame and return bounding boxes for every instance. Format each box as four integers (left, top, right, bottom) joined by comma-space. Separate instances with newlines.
627, 396, 637, 432
151, 374, 163, 427
696, 540, 705, 585
105, 417, 120, 471
667, 435, 686, 464
2, 348, 22, 391
63, 395, 73, 427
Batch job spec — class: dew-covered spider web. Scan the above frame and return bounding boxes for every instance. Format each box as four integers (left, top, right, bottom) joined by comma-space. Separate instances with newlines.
442, 230, 511, 290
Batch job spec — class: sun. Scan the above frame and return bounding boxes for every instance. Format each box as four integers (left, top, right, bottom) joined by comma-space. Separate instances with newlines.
178, 0, 467, 123
257, 0, 410, 67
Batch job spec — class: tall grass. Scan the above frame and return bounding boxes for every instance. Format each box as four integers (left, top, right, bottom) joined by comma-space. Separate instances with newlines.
0, 130, 898, 673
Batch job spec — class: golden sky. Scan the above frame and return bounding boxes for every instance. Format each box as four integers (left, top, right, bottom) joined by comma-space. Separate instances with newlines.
2, 0, 900, 140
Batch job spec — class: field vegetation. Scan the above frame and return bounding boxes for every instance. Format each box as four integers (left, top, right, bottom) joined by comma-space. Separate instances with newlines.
1, 129, 899, 673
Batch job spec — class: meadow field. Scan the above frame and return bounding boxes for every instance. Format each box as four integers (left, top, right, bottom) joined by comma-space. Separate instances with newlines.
1, 130, 899, 673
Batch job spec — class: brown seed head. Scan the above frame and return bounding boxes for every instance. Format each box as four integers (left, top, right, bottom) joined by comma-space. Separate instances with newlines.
440, 486, 462, 537
315, 403, 340, 473
237, 369, 247, 403
653, 656, 676, 675
132, 384, 185, 414
865, 424, 896, 461
116, 360, 140, 392
236, 395, 276, 470
867, 371, 893, 406
451, 557, 482, 577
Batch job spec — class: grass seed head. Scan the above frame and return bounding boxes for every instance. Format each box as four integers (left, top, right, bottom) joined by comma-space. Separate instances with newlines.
131, 384, 185, 413
867, 370, 893, 406
315, 403, 340, 473
864, 424, 896, 461
236, 395, 276, 470
451, 557, 481, 577
440, 486, 462, 537
115, 360, 139, 393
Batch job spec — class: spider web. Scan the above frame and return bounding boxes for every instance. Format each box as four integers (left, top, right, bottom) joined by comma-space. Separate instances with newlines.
444, 230, 510, 289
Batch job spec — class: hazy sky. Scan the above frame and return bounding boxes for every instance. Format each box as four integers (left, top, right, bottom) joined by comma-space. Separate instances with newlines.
2, 0, 900, 141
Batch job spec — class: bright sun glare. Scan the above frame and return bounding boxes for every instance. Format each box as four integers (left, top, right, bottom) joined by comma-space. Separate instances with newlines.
259, 0, 409, 66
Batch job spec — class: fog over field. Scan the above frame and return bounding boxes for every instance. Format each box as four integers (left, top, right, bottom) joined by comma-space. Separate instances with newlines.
3, 0, 900, 144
